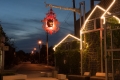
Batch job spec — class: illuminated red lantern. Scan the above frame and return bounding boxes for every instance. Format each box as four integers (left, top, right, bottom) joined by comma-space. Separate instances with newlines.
41, 8, 59, 35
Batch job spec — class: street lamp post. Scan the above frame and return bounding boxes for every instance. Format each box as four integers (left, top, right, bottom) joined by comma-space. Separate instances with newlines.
46, 32, 48, 65
34, 48, 36, 53
34, 47, 36, 53
41, 8, 59, 66
31, 51, 34, 54
34, 48, 36, 51
38, 40, 42, 64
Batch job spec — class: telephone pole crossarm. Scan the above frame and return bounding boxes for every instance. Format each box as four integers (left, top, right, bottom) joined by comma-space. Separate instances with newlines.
45, 2, 80, 14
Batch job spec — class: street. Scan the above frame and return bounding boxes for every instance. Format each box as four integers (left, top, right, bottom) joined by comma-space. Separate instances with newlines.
13, 62, 55, 78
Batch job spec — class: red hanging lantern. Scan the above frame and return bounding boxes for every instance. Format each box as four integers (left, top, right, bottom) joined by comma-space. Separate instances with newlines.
41, 8, 59, 35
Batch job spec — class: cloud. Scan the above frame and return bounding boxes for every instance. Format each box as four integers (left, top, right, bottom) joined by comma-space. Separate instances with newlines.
15, 32, 46, 52
1, 16, 74, 53
21, 18, 42, 24
1, 22, 25, 31
14, 27, 74, 53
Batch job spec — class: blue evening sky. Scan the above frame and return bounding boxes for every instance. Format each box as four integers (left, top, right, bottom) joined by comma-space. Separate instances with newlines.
0, 0, 99, 53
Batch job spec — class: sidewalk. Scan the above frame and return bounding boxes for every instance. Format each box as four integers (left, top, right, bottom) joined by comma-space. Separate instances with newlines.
25, 69, 58, 80
3, 63, 23, 74
10, 63, 23, 72
27, 77, 58, 80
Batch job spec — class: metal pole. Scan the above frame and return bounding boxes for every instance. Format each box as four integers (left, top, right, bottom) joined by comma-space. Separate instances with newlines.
79, 2, 82, 76
100, 30, 103, 72
46, 32, 48, 65
80, 3, 82, 28
80, 33, 83, 76
39, 44, 41, 63
79, 1, 85, 76
100, 19, 103, 72
103, 23, 108, 80
83, 1, 85, 22
111, 29, 114, 80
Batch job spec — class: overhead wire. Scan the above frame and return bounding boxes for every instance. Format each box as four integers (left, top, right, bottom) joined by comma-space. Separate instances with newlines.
44, 0, 74, 33
58, 0, 74, 32
64, 11, 73, 26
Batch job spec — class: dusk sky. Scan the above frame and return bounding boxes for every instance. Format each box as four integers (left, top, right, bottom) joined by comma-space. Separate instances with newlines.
0, 0, 99, 53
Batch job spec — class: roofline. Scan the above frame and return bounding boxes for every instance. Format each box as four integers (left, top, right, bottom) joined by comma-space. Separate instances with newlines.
53, 34, 81, 51
80, 0, 116, 32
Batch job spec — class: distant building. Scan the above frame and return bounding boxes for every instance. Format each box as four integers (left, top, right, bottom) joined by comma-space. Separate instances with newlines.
0, 25, 5, 72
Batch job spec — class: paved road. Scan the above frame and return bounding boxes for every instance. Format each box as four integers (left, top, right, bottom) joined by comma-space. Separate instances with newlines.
17, 62, 54, 72
12, 62, 55, 78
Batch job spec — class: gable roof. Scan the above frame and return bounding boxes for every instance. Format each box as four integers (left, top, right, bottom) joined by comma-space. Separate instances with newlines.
53, 34, 81, 51
80, 0, 118, 32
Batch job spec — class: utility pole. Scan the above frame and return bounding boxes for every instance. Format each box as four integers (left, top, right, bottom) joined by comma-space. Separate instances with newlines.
90, 0, 101, 9
72, 0, 77, 36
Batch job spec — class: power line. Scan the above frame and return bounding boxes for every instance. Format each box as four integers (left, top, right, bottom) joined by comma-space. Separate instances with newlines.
60, 27, 74, 32
64, 11, 72, 22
